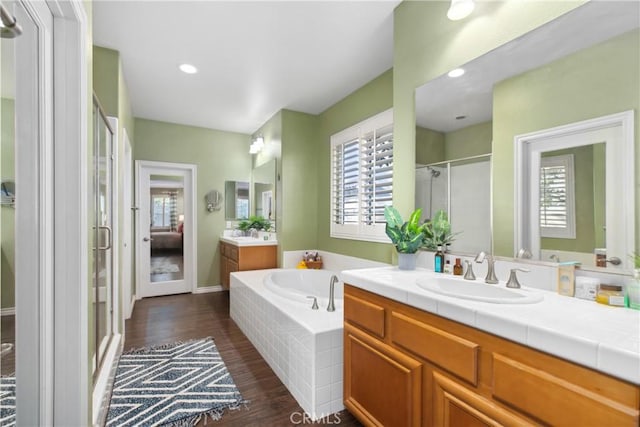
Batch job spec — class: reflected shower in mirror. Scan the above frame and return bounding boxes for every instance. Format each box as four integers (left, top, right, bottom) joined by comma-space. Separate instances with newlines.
415, 155, 491, 255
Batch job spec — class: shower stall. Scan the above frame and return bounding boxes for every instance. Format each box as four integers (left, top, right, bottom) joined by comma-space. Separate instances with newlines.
415, 154, 492, 254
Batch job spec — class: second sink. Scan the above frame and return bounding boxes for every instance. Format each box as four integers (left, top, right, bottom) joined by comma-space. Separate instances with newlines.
416, 276, 544, 304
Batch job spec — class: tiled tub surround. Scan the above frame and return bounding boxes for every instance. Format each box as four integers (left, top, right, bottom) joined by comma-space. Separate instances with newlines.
230, 269, 345, 420
341, 267, 640, 384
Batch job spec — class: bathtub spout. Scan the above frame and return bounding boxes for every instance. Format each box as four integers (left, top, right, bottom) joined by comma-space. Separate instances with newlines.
327, 275, 338, 312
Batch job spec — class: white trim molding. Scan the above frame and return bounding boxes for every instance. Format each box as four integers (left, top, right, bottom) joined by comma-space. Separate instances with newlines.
514, 110, 634, 270
194, 285, 224, 294
48, 0, 90, 425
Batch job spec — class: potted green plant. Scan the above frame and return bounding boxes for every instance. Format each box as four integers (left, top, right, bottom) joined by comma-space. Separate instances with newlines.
237, 215, 272, 235
384, 206, 425, 270
422, 209, 457, 250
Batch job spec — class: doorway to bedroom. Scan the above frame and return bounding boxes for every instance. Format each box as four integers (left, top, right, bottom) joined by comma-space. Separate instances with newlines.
135, 161, 197, 298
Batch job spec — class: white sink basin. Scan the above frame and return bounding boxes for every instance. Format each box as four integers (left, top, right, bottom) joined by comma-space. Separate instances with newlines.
416, 276, 543, 304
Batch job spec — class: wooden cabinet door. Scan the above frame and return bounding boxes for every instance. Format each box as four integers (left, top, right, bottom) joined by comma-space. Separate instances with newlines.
433, 371, 537, 427
344, 324, 422, 427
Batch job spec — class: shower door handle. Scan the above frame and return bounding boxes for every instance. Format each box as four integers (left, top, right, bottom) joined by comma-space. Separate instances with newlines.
97, 226, 112, 250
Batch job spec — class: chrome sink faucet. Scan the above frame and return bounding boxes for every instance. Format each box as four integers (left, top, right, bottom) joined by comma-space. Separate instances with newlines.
475, 251, 498, 284
327, 275, 338, 312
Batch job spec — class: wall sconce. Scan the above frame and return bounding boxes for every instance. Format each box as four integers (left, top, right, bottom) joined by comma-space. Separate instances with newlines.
249, 135, 265, 154
447, 0, 475, 21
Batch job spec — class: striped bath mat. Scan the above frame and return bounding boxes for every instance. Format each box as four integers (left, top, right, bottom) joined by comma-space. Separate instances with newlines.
106, 338, 245, 426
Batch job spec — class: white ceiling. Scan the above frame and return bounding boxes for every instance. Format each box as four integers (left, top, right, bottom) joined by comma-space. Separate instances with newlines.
415, 1, 640, 133
93, 1, 400, 135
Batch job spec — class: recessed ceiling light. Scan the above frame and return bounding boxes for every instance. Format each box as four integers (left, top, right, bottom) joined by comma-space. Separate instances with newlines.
447, 0, 475, 21
448, 68, 465, 78
179, 63, 198, 74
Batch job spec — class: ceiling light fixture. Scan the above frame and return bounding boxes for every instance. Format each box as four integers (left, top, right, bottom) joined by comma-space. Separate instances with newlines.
179, 63, 198, 74
249, 135, 265, 154
447, 0, 475, 21
447, 68, 465, 78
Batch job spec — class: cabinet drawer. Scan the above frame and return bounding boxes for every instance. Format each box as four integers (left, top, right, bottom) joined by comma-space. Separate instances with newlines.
391, 311, 479, 386
227, 245, 239, 261
344, 293, 385, 339
492, 353, 639, 426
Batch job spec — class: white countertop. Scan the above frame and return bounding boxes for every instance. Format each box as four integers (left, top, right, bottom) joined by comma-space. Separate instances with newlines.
220, 235, 278, 247
341, 266, 640, 385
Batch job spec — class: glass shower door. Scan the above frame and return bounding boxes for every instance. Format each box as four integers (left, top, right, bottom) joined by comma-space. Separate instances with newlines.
92, 97, 114, 375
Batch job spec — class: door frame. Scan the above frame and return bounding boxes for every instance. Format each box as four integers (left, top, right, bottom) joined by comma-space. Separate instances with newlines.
514, 110, 635, 270
135, 160, 197, 297
11, 0, 90, 425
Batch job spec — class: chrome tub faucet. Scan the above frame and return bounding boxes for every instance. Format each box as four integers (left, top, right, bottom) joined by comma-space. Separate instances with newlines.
327, 275, 338, 312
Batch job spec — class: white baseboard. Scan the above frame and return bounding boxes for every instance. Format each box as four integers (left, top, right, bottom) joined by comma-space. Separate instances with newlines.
1, 307, 15, 316
128, 295, 136, 318
194, 285, 223, 294
92, 333, 122, 426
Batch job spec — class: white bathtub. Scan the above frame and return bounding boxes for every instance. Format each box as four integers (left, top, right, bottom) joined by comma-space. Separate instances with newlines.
230, 269, 344, 420
264, 269, 343, 309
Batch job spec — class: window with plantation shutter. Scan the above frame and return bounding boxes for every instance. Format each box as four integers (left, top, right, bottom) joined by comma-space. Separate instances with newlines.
539, 154, 576, 239
330, 109, 393, 242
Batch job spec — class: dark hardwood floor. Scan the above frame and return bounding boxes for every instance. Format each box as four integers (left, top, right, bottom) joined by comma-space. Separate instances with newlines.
124, 292, 362, 426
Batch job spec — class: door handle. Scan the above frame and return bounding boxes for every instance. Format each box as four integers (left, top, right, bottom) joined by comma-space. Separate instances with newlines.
143, 236, 153, 242
97, 225, 112, 250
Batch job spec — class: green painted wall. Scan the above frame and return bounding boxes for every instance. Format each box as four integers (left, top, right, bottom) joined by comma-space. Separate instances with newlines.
492, 29, 639, 256
592, 143, 606, 248
134, 118, 252, 287
444, 121, 492, 160
393, 0, 585, 221
316, 69, 394, 263
93, 46, 118, 116
1, 98, 14, 309
416, 126, 444, 165
280, 110, 320, 254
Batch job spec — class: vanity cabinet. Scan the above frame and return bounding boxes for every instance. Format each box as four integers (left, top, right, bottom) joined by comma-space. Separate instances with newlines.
219, 241, 277, 290
344, 284, 640, 427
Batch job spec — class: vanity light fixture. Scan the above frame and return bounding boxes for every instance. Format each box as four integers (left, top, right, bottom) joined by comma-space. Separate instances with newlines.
447, 0, 475, 21
179, 63, 198, 74
448, 68, 465, 78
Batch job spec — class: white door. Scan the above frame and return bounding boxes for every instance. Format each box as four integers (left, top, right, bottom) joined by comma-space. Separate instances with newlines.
135, 161, 196, 298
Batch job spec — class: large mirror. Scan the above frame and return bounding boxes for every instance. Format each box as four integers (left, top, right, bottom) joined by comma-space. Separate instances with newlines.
224, 180, 250, 220
415, 1, 638, 271
252, 158, 276, 221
